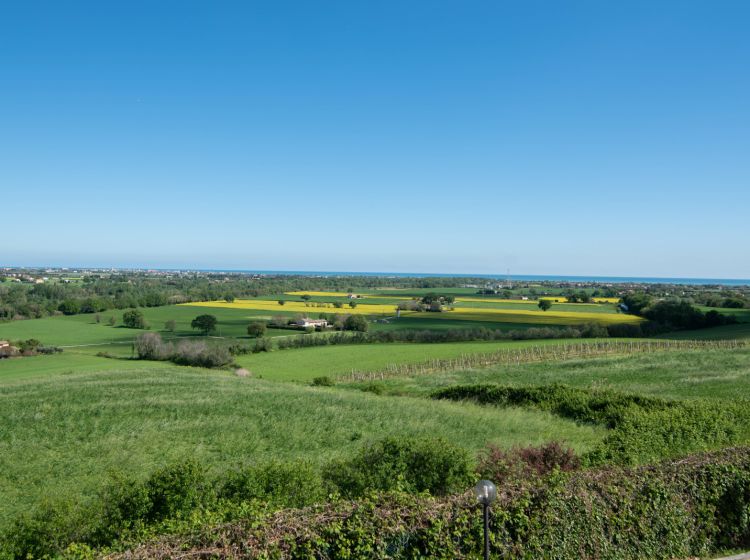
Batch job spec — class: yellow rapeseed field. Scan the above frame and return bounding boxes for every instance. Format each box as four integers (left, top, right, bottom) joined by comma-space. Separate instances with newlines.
286, 291, 359, 297
538, 296, 621, 304
182, 299, 403, 316
448, 306, 642, 325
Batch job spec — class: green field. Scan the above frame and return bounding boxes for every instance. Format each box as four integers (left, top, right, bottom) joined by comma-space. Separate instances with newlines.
0, 305, 294, 349
0, 364, 603, 530
346, 346, 750, 401
236, 338, 600, 381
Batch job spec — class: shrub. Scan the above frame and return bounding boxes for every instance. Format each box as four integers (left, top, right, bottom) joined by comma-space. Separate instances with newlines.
478, 442, 581, 485
122, 309, 146, 329
246, 322, 267, 337
172, 340, 233, 368
219, 461, 328, 509
311, 376, 335, 387
144, 460, 211, 522
324, 436, 474, 498
134, 332, 172, 361
251, 337, 273, 353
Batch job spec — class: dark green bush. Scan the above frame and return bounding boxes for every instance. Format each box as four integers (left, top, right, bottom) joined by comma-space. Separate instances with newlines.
143, 459, 211, 522
324, 436, 474, 498
433, 384, 750, 465
219, 461, 328, 509
311, 375, 335, 387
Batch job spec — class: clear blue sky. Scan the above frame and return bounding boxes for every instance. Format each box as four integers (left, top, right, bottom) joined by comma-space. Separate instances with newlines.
2, 1, 749, 278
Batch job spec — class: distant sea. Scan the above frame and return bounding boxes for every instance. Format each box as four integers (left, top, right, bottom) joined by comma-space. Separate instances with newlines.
202, 270, 750, 286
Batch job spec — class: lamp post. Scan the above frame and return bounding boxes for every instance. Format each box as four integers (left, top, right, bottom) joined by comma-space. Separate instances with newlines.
474, 480, 497, 560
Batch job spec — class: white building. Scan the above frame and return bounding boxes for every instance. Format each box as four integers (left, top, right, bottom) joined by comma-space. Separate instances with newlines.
296, 318, 329, 328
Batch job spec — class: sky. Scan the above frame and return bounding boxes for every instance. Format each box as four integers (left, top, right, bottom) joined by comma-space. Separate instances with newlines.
2, 1, 749, 278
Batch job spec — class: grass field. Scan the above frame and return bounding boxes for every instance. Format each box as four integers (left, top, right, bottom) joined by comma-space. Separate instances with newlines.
342, 347, 750, 401
235, 338, 600, 381
0, 364, 604, 531
0, 305, 293, 348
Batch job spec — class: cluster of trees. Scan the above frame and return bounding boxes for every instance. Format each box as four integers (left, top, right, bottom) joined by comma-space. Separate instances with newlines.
561, 290, 593, 303
622, 293, 738, 332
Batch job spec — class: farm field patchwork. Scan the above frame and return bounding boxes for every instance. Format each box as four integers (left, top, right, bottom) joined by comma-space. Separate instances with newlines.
184, 298, 639, 326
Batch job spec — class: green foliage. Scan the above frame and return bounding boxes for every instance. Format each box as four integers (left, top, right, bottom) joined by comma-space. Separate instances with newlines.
433, 384, 750, 465
219, 461, 328, 509
122, 309, 146, 329
538, 299, 552, 311
55, 447, 750, 560
251, 337, 273, 353
324, 436, 475, 498
311, 376, 335, 387
190, 314, 217, 335
246, 321, 266, 337
343, 314, 368, 332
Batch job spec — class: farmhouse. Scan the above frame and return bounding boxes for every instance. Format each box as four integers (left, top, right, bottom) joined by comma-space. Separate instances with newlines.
296, 318, 329, 328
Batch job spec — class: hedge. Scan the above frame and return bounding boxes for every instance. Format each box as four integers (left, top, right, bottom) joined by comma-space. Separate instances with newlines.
104, 447, 750, 559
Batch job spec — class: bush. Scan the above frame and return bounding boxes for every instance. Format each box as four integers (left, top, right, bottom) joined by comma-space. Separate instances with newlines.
122, 309, 146, 329
134, 332, 172, 361
251, 337, 273, 353
324, 436, 474, 498
219, 461, 328, 509
311, 376, 335, 387
246, 322, 267, 337
172, 340, 233, 368
478, 442, 580, 485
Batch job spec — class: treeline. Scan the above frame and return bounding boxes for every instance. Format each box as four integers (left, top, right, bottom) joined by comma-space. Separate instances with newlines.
622, 294, 738, 331
0, 273, 480, 321
274, 323, 649, 351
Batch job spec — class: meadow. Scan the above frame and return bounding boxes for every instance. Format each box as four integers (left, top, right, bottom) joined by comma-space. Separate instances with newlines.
0, 364, 603, 531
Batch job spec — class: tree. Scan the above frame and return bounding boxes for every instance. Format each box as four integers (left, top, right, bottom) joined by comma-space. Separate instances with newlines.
247, 322, 267, 338
278, 300, 286, 306
58, 299, 80, 315
108, 316, 117, 326
122, 309, 146, 329
344, 314, 368, 332
191, 314, 218, 335
349, 300, 358, 308
224, 294, 235, 303
165, 319, 176, 332
538, 299, 552, 311
301, 294, 312, 301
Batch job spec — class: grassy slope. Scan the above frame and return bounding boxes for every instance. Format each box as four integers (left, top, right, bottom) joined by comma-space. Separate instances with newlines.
346, 347, 750, 401
0, 366, 603, 530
